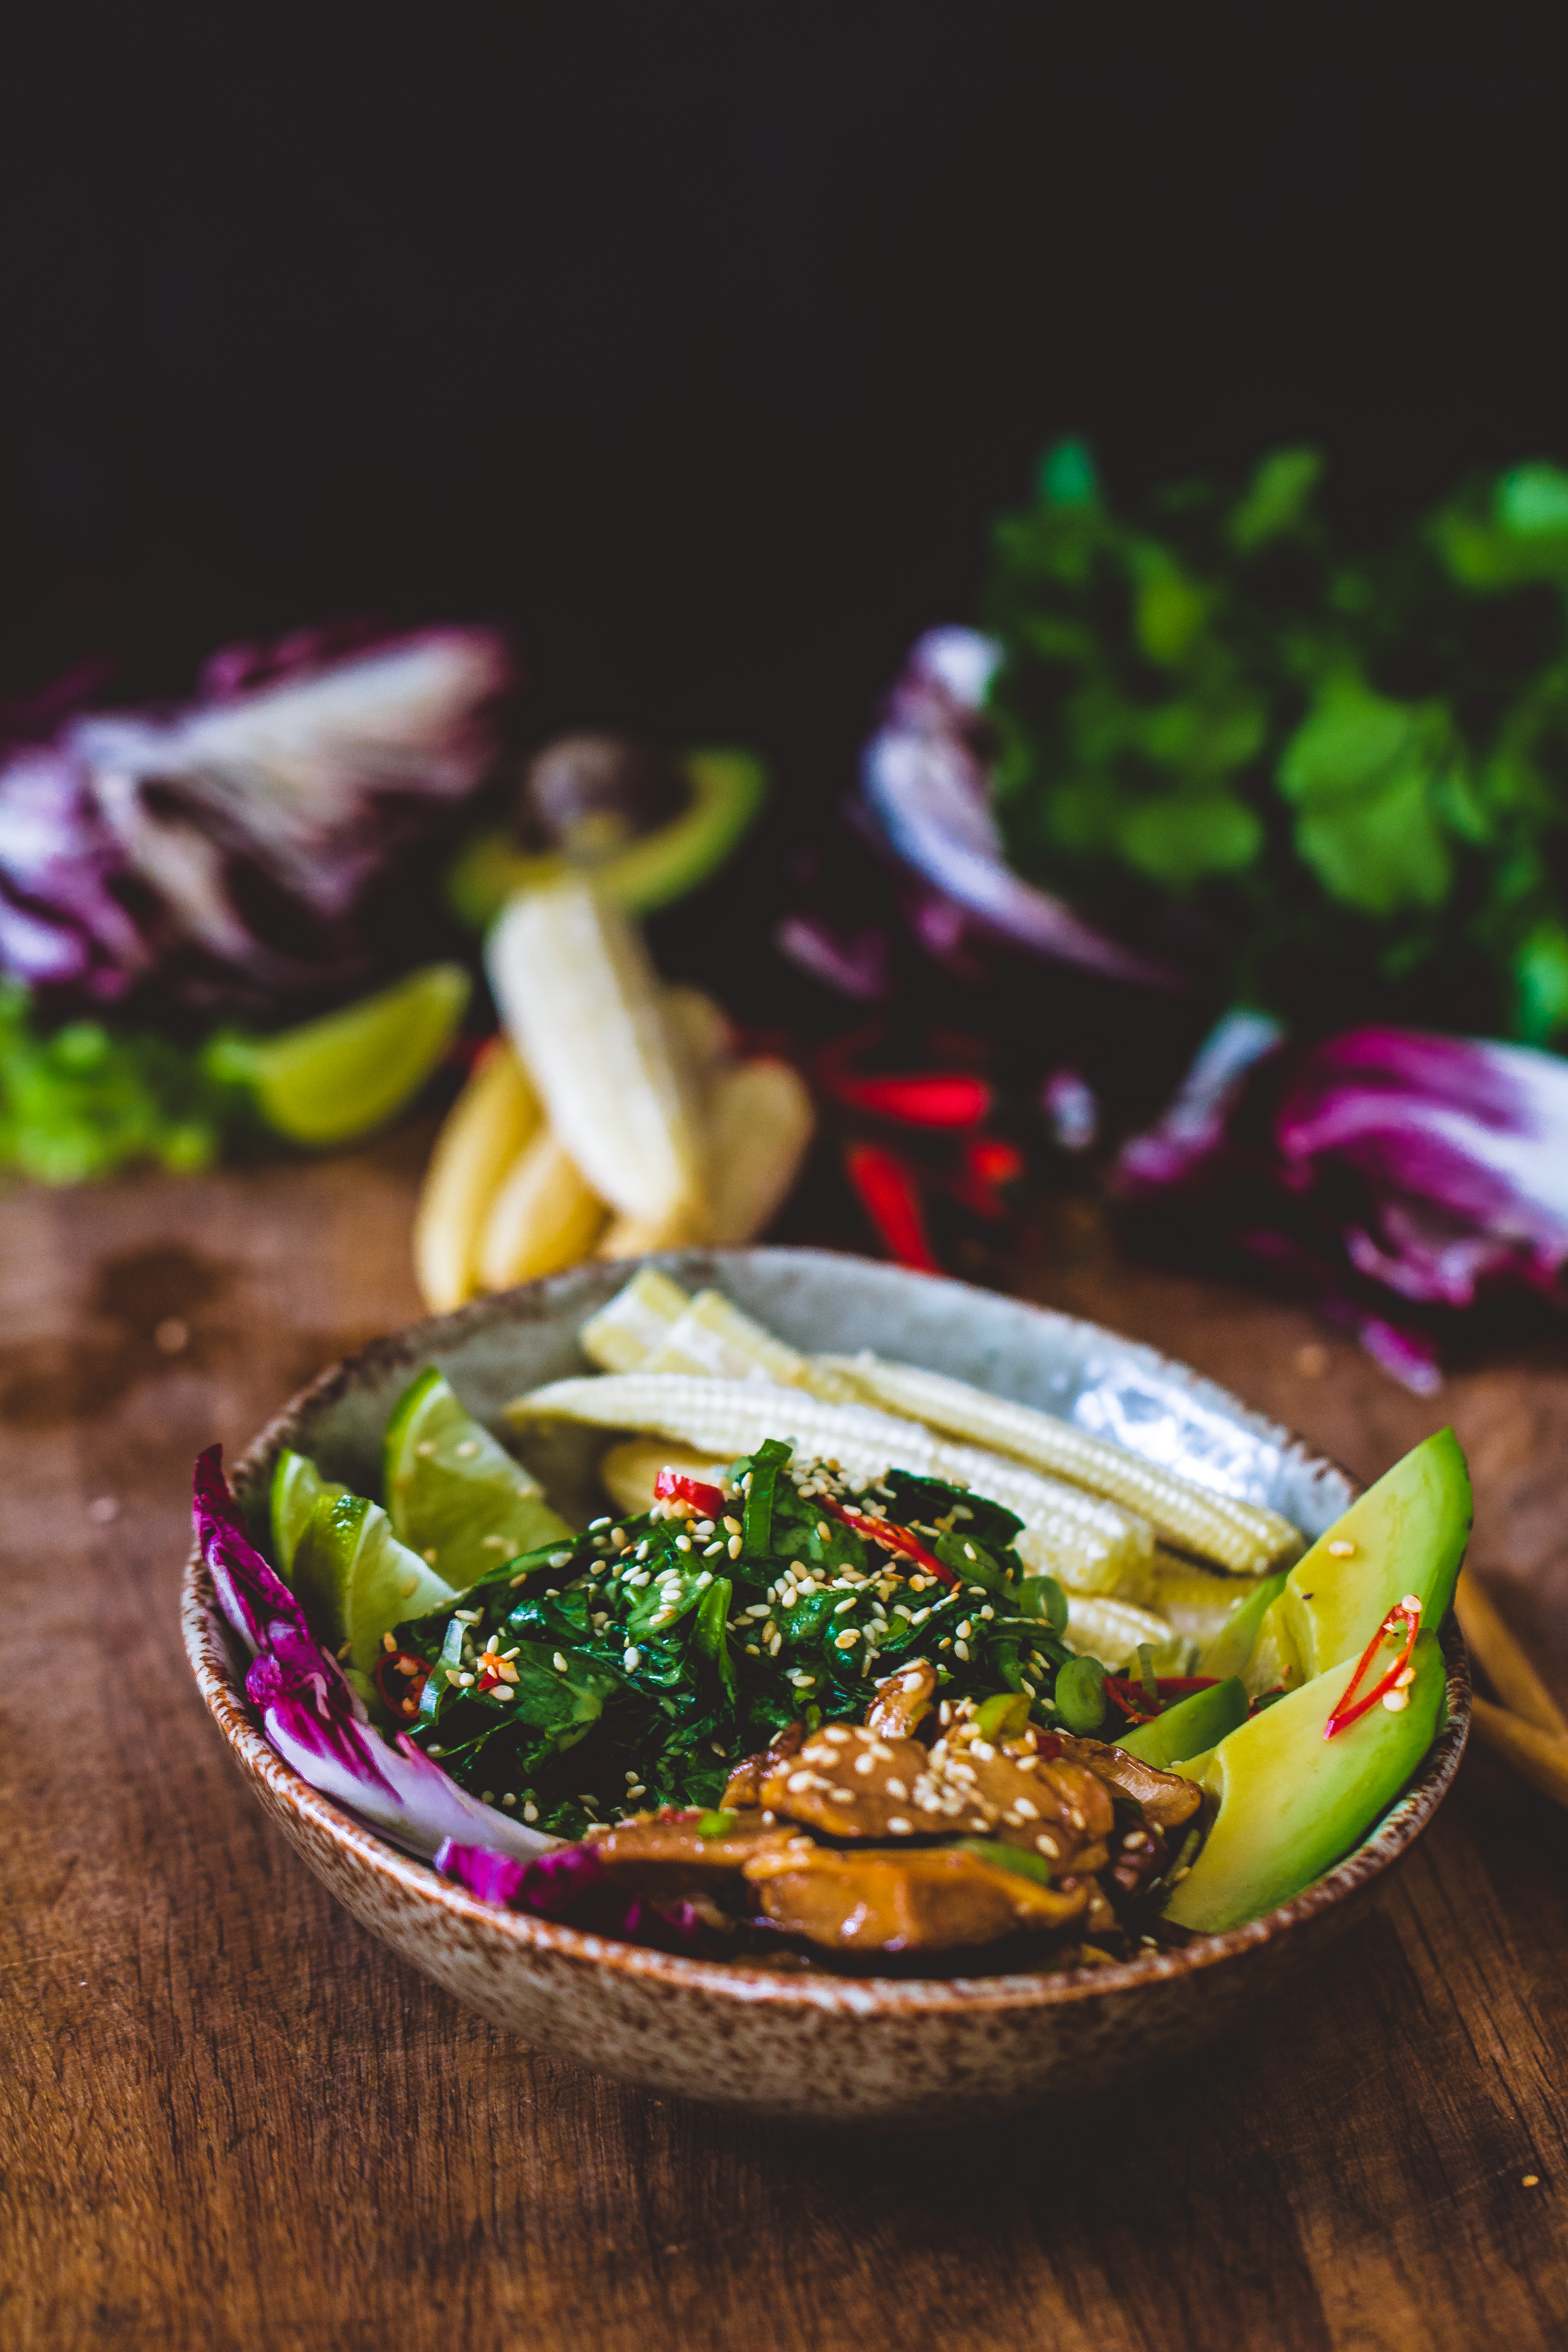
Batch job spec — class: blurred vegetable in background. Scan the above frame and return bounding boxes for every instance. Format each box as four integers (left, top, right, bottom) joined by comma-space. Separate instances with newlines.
981, 442, 1568, 1041
0, 623, 512, 1014
1117, 1014, 1568, 1392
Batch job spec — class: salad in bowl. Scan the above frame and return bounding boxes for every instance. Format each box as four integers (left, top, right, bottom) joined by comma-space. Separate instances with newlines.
191, 1257, 1470, 2040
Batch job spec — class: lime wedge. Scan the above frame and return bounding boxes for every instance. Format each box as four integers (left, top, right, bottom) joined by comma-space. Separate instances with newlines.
384, 1366, 571, 1589
221, 963, 471, 1147
290, 1486, 461, 1674
270, 1448, 340, 1574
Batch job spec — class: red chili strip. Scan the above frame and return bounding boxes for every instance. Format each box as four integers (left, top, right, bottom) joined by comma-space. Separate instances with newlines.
1323, 1597, 1422, 1740
373, 1650, 431, 1719
819, 1495, 959, 1588
940, 1135, 1024, 1221
1107, 1673, 1219, 1724
653, 1468, 728, 1519
830, 1071, 993, 1127
844, 1142, 939, 1271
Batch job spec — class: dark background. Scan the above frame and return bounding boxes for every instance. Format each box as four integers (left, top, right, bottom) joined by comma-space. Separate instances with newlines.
3, 5, 1564, 817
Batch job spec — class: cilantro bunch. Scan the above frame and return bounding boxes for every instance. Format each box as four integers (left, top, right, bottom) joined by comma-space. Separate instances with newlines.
983, 443, 1568, 1041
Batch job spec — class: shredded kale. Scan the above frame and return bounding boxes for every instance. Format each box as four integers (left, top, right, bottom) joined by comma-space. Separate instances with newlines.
394, 1445, 1076, 1841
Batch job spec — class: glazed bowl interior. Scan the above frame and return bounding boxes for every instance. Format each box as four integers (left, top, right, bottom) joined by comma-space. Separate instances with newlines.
186, 1246, 1470, 2123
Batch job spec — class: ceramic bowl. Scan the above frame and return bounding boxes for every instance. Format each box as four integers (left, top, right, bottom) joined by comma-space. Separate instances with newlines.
181, 1247, 1469, 2126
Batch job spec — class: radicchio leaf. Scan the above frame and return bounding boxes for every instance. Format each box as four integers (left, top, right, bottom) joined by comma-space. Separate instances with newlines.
856, 628, 1184, 989
193, 1445, 552, 1861
435, 1837, 712, 1955
3, 627, 515, 1017
1116, 1017, 1568, 1389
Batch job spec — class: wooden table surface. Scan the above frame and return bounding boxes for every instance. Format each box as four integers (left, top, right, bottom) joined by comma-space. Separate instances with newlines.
7, 1134, 1568, 2352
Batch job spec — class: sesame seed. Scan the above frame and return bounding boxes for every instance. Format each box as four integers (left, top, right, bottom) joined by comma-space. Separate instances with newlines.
887, 1818, 912, 1834
623, 1646, 641, 1671
523, 1802, 539, 1823
627, 1784, 646, 1800
502, 1792, 516, 1806
728, 1535, 743, 1558
1382, 1689, 1410, 1711
1327, 1539, 1355, 1556
956, 1620, 973, 1639
1523, 2175, 1540, 2188
745, 1643, 761, 1655
1402, 1593, 1423, 1613
589, 1517, 611, 1530
382, 1631, 398, 1653
834, 1596, 857, 1614
549, 1552, 573, 1568
835, 1629, 860, 1650
817, 1522, 831, 1540
552, 1652, 568, 1672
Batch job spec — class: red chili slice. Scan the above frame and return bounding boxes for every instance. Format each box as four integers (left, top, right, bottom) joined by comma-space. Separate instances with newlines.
844, 1142, 939, 1271
1323, 1597, 1422, 1739
1107, 1673, 1220, 1725
831, 1072, 992, 1127
819, 1495, 959, 1588
373, 1650, 431, 1718
941, 1135, 1025, 1221
653, 1468, 728, 1519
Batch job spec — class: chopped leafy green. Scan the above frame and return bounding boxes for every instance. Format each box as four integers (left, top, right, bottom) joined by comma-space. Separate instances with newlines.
389, 1441, 1078, 1841
984, 445, 1568, 1039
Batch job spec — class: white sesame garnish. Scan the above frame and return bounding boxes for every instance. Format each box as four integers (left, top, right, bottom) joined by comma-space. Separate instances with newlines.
1327, 1539, 1355, 1556
1382, 1689, 1410, 1711
523, 1802, 539, 1823
623, 1646, 641, 1671
887, 1818, 912, 1834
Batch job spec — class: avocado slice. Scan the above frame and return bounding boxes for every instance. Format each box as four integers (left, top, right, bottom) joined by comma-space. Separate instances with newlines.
1117, 1676, 1249, 1768
1198, 1570, 1289, 1681
1280, 1428, 1471, 1682
447, 746, 765, 927
1162, 1628, 1445, 1932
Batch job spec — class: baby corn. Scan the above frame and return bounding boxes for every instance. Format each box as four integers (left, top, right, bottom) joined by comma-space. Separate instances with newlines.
579, 1267, 693, 1372
816, 1351, 1302, 1576
644, 1289, 811, 1386
507, 1372, 1154, 1596
1064, 1594, 1192, 1675
478, 1130, 608, 1289
1151, 1550, 1265, 1646
412, 1037, 541, 1312
487, 880, 709, 1230
706, 1058, 816, 1246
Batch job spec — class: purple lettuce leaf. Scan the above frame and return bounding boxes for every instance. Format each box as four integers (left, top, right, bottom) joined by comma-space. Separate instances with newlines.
435, 1837, 712, 1955
1115, 1016, 1568, 1390
193, 1445, 552, 1862
2, 625, 516, 1018
855, 628, 1185, 990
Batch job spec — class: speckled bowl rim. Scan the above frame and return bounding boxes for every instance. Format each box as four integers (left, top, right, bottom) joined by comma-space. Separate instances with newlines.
181, 1249, 1471, 2022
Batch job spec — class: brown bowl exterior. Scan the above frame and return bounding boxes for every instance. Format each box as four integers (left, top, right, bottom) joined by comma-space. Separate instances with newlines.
181, 1249, 1470, 2126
